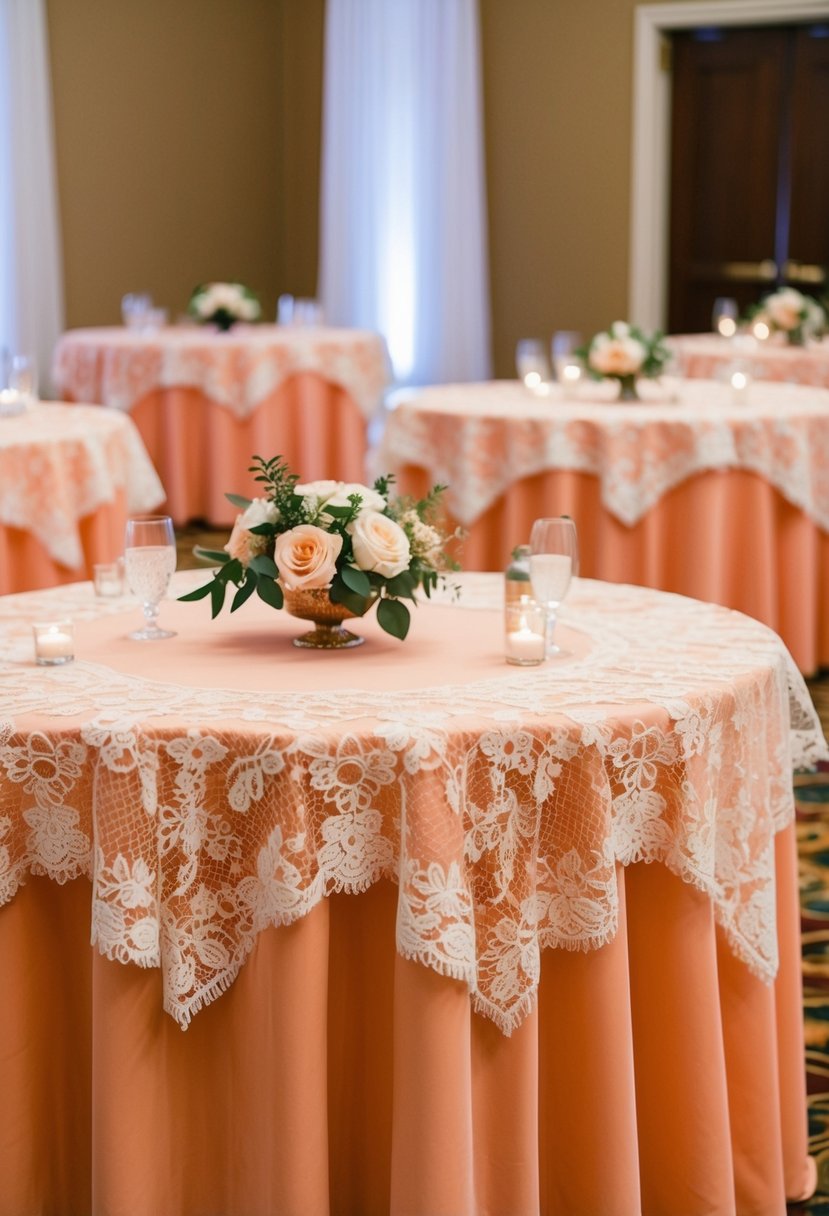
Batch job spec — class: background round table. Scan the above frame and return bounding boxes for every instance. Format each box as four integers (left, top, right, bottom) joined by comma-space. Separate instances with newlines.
52, 325, 392, 526
377, 376, 829, 673
0, 401, 164, 594
0, 571, 824, 1216
669, 332, 829, 387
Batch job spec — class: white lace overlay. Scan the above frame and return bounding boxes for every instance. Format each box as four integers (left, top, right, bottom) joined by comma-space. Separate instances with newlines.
53, 326, 393, 422
378, 379, 829, 527
0, 574, 825, 1033
0, 404, 165, 568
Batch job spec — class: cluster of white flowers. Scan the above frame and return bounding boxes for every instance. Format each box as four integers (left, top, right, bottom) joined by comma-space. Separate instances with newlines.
588, 321, 647, 377
294, 479, 387, 516
761, 287, 824, 338
400, 508, 443, 560
191, 282, 261, 323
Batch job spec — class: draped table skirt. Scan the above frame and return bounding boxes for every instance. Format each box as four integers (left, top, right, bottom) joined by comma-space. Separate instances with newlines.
0, 827, 811, 1216
398, 463, 829, 676
126, 374, 371, 526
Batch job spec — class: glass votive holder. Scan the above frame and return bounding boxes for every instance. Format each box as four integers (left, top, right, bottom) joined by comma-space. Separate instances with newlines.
33, 621, 75, 666
729, 367, 751, 403
505, 596, 546, 666
93, 559, 125, 597
556, 358, 583, 399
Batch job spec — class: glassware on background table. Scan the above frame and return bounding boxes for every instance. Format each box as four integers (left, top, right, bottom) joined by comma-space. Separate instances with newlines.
529, 516, 579, 657
121, 293, 154, 330
93, 559, 125, 597
8, 354, 38, 403
712, 297, 739, 338
294, 298, 324, 326
124, 515, 177, 640
277, 294, 295, 325
516, 339, 552, 391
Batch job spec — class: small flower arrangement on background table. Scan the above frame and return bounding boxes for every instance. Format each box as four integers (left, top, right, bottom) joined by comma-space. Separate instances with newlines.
187, 282, 262, 331
181, 457, 460, 648
577, 321, 670, 400
746, 287, 825, 346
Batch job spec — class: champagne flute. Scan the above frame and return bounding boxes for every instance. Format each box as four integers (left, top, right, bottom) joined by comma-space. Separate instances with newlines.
529, 517, 579, 656
124, 515, 177, 640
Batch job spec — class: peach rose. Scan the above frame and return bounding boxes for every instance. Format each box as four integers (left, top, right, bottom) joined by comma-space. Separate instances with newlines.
274, 525, 343, 590
224, 498, 279, 566
349, 511, 411, 578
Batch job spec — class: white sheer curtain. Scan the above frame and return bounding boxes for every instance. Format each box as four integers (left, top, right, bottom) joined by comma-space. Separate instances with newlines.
319, 0, 491, 387
0, 0, 63, 390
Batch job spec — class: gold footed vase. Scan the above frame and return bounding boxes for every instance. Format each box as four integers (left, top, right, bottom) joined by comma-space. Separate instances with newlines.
282, 587, 375, 649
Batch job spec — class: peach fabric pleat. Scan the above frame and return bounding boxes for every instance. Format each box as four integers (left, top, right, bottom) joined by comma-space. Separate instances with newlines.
125, 375, 370, 526
0, 835, 810, 1216
399, 464, 829, 674
0, 489, 129, 595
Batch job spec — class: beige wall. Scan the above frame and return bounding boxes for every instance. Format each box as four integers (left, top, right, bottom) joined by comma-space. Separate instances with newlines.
47, 0, 732, 372
46, 0, 323, 328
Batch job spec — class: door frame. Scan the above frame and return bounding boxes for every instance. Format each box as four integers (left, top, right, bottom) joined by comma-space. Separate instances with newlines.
629, 0, 829, 330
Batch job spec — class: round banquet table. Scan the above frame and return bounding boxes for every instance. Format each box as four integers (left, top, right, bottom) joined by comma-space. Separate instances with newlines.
52, 325, 392, 526
0, 401, 164, 594
377, 376, 829, 674
0, 571, 825, 1216
670, 332, 829, 387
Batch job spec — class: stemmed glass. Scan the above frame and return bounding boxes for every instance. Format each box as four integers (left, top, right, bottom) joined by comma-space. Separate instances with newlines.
124, 515, 177, 640
529, 517, 579, 656
712, 297, 738, 338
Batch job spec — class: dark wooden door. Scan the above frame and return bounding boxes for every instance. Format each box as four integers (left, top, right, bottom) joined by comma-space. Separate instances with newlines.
668, 24, 829, 333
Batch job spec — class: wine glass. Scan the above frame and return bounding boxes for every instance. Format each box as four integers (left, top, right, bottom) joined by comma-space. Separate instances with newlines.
516, 339, 551, 390
124, 515, 177, 640
712, 297, 738, 338
529, 517, 579, 656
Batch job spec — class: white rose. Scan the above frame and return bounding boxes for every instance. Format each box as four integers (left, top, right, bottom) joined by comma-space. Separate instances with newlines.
294, 479, 342, 503
766, 288, 805, 332
349, 511, 411, 578
325, 482, 387, 512
589, 333, 646, 377
610, 320, 630, 339
224, 497, 279, 566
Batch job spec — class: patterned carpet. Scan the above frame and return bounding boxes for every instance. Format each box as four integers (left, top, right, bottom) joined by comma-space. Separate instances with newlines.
794, 677, 829, 1212
175, 525, 829, 1208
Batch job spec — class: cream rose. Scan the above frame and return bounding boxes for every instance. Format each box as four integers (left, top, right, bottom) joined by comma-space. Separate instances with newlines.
224, 498, 279, 566
766, 288, 804, 332
589, 333, 646, 377
274, 524, 343, 590
349, 511, 411, 578
295, 479, 386, 514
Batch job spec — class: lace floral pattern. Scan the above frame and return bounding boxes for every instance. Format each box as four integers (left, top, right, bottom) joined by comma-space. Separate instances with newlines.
670, 334, 829, 390
53, 326, 393, 423
378, 379, 829, 527
0, 574, 825, 1032
0, 404, 165, 568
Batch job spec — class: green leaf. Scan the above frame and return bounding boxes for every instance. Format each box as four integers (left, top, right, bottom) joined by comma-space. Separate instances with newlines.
209, 579, 227, 619
249, 554, 278, 578
256, 578, 283, 610
248, 523, 274, 536
178, 580, 214, 603
377, 597, 410, 640
216, 558, 244, 585
193, 546, 230, 565
340, 565, 371, 598
225, 493, 253, 509
231, 576, 257, 612
321, 503, 353, 519
384, 570, 417, 600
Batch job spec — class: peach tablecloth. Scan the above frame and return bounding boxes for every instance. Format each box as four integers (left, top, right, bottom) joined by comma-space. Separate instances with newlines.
0, 402, 164, 594
670, 333, 829, 386
0, 572, 825, 1215
53, 325, 392, 526
378, 377, 829, 673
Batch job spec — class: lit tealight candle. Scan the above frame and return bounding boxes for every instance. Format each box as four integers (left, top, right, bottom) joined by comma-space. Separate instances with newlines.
730, 369, 750, 402
523, 371, 542, 390
0, 388, 25, 417
752, 320, 770, 341
717, 316, 737, 338
505, 596, 546, 666
559, 360, 582, 400
33, 621, 75, 665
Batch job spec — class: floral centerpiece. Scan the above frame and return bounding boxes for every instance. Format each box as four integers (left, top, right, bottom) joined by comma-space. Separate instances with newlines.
188, 282, 262, 332
180, 456, 460, 648
577, 321, 670, 400
747, 287, 825, 346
